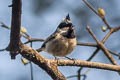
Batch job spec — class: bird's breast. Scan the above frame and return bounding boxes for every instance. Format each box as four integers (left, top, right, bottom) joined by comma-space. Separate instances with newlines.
67, 38, 77, 54
45, 34, 76, 57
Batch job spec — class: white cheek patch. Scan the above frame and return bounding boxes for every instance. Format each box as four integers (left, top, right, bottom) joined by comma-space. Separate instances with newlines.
66, 20, 71, 23
57, 28, 69, 34
61, 18, 72, 23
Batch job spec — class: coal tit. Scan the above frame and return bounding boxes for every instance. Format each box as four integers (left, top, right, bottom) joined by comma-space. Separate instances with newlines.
37, 14, 77, 57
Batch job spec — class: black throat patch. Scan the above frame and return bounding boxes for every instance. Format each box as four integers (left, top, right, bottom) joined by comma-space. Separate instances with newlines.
62, 28, 75, 39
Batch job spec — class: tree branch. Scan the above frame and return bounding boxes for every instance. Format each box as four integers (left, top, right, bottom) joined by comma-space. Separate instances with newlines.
86, 26, 117, 65
20, 44, 66, 80
19, 45, 120, 72
4, 0, 120, 79
6, 0, 66, 79
6, 0, 22, 59
20, 44, 120, 73
82, 0, 111, 29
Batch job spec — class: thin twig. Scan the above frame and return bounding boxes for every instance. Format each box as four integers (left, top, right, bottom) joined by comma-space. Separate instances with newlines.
77, 26, 120, 78
0, 21, 31, 40
24, 37, 97, 47
102, 29, 114, 43
0, 49, 6, 51
87, 48, 99, 61
86, 26, 99, 43
82, 0, 111, 29
78, 67, 82, 80
101, 27, 120, 44
24, 38, 45, 44
109, 50, 120, 57
67, 74, 87, 80
86, 26, 117, 65
82, 0, 98, 16
0, 21, 10, 29
67, 75, 78, 79
77, 42, 97, 47
77, 48, 99, 80
30, 42, 34, 80
102, 18, 111, 29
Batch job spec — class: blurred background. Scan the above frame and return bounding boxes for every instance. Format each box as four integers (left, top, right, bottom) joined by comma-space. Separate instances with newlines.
0, 0, 120, 80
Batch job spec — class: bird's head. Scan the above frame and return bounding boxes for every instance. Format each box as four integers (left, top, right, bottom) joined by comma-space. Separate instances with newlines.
57, 14, 74, 34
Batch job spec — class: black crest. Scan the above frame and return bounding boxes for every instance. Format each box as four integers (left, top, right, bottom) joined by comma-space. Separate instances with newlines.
66, 13, 70, 20
58, 14, 73, 29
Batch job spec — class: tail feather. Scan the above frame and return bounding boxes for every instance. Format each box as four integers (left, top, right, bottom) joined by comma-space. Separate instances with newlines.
36, 48, 43, 52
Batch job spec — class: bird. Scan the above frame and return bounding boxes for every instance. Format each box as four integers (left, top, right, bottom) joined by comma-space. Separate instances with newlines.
36, 14, 77, 58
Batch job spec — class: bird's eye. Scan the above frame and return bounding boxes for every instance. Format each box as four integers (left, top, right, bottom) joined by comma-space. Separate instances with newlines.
58, 23, 73, 29
58, 23, 66, 28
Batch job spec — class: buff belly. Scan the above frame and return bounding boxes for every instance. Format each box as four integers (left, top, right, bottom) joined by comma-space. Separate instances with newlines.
45, 37, 76, 57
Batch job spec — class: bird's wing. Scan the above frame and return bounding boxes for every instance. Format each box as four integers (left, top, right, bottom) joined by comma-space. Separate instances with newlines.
36, 34, 56, 52
41, 32, 57, 48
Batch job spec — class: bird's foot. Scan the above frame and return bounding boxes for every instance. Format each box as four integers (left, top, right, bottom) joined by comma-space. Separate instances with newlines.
54, 56, 59, 64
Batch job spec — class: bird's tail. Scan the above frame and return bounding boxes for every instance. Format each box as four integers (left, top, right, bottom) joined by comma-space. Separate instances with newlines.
36, 48, 43, 52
